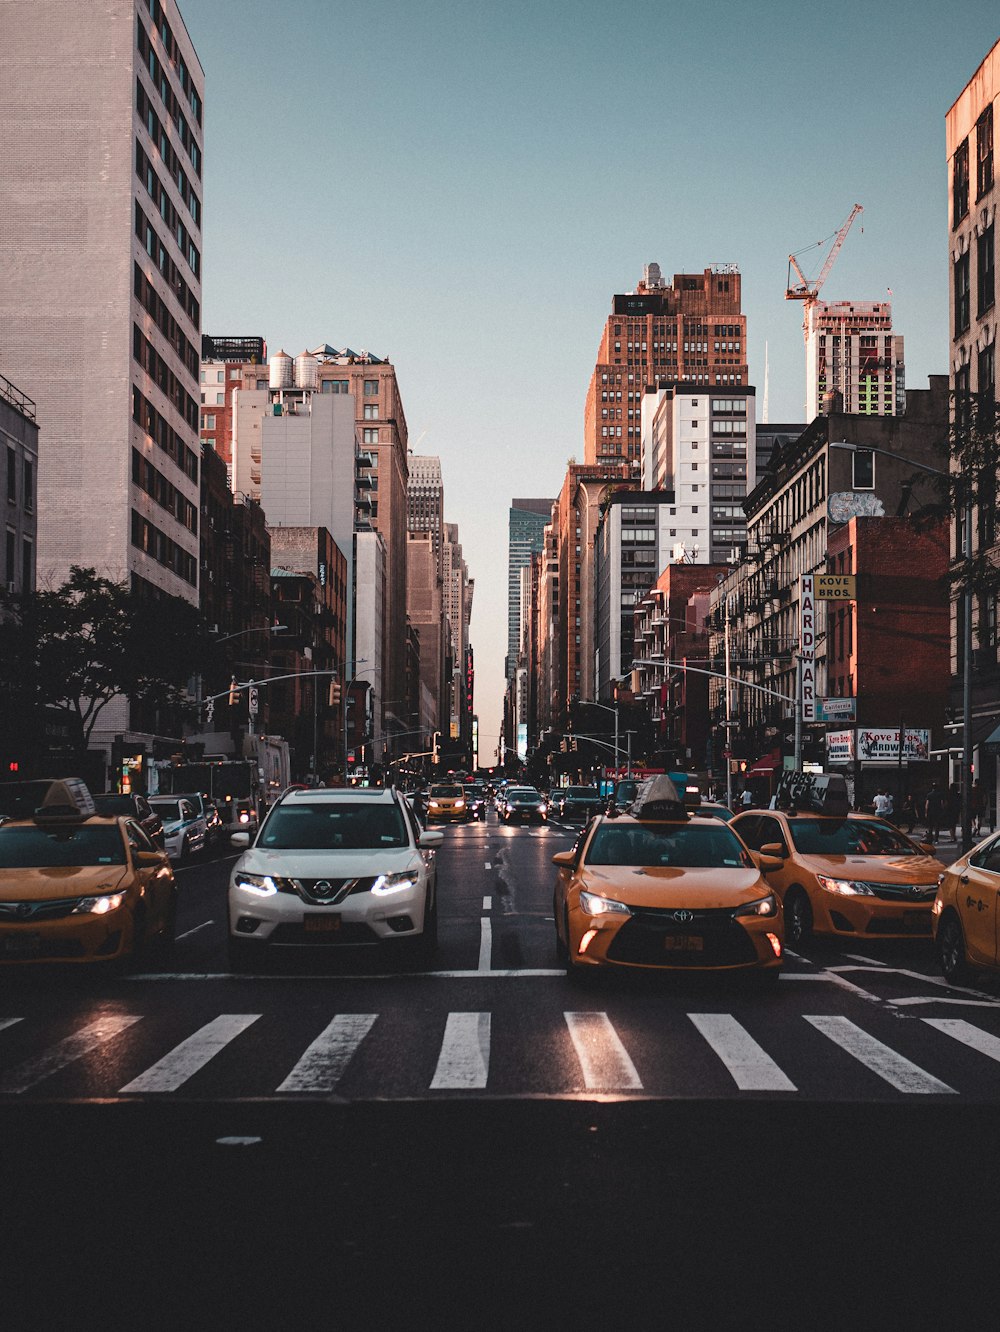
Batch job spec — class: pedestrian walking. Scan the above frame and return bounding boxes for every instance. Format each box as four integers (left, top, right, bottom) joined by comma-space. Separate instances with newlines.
873, 789, 893, 819
925, 782, 945, 842
741, 787, 753, 810
898, 793, 918, 834
970, 780, 986, 836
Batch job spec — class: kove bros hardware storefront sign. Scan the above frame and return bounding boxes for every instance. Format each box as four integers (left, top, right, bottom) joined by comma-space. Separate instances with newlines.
827, 729, 931, 765
800, 576, 816, 720
814, 575, 856, 600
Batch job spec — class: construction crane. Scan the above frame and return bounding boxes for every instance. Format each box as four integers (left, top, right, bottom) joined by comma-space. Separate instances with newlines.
786, 203, 864, 339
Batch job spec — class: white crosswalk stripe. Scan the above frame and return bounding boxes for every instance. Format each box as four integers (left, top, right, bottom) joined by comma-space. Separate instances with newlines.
564, 1011, 643, 1091
689, 1014, 797, 1091
431, 1012, 491, 1089
119, 1015, 261, 1093
277, 1014, 378, 1093
923, 1018, 1000, 1063
0, 1014, 143, 1094
0, 1018, 23, 1035
805, 1015, 956, 1094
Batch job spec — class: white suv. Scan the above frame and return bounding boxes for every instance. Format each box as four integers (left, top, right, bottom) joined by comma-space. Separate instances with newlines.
227, 786, 443, 971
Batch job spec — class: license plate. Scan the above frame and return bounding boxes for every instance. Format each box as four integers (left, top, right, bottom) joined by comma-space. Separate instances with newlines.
0, 932, 43, 956
304, 915, 341, 933
664, 935, 703, 952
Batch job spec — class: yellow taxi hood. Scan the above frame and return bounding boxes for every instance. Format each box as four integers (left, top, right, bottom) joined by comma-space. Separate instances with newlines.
0, 865, 129, 902
799, 853, 945, 883
578, 865, 769, 910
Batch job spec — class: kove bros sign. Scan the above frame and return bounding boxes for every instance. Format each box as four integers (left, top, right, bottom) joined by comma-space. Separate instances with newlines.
826, 729, 931, 764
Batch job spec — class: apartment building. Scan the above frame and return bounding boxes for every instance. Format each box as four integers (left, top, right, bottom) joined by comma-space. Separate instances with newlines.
804, 301, 905, 420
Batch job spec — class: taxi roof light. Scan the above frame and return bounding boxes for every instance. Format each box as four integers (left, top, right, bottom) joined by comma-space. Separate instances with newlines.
32, 778, 97, 826
775, 771, 849, 818
629, 775, 689, 823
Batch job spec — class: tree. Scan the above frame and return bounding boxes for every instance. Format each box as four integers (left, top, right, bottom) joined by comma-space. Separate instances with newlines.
0, 566, 210, 747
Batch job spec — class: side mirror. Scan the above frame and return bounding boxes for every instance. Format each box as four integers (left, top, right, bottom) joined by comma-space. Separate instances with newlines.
136, 850, 166, 865
760, 842, 786, 860
418, 830, 444, 848
230, 831, 251, 849
918, 841, 936, 855
552, 850, 576, 869
755, 852, 785, 872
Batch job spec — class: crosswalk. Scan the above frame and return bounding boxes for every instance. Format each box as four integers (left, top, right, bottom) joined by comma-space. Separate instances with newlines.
3, 1007, 1000, 1099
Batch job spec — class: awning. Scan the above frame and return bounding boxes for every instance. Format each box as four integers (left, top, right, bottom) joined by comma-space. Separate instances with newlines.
983, 721, 1000, 751
748, 754, 782, 776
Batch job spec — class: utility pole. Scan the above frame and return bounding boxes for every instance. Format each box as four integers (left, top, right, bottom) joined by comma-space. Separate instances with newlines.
724, 595, 734, 809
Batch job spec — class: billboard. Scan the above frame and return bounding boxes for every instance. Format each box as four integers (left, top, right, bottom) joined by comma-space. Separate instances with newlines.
516, 723, 528, 761
827, 728, 931, 764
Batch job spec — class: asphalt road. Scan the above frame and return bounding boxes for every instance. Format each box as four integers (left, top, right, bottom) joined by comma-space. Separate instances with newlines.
4, 814, 1000, 1326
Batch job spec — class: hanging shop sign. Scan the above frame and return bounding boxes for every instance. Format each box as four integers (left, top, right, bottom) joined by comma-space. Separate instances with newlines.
826, 728, 931, 765
814, 575, 857, 600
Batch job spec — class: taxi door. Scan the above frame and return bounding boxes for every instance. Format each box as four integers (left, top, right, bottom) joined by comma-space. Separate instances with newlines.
956, 836, 1000, 967
126, 821, 171, 927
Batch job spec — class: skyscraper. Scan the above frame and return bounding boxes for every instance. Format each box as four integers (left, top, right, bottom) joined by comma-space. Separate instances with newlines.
507, 499, 553, 679
804, 301, 905, 420
584, 264, 748, 473
0, 0, 204, 603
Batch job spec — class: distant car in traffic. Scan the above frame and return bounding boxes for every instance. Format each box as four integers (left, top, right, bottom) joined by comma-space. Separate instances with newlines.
92, 792, 166, 850
934, 829, 1000, 985
425, 783, 471, 824
148, 796, 209, 862
500, 786, 548, 825
551, 786, 604, 822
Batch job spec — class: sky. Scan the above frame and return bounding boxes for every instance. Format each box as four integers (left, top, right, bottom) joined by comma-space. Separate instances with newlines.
179, 0, 999, 761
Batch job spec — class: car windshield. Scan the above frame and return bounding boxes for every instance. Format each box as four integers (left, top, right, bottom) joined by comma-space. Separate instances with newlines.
259, 802, 408, 850
508, 788, 541, 800
788, 819, 921, 856
430, 786, 463, 798
0, 824, 127, 868
150, 800, 188, 823
567, 787, 599, 799
585, 822, 753, 869
92, 795, 134, 815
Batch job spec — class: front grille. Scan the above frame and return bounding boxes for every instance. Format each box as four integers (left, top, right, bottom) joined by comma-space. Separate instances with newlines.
282, 876, 379, 906
268, 921, 380, 947
0, 897, 81, 922
606, 906, 758, 967
867, 882, 937, 902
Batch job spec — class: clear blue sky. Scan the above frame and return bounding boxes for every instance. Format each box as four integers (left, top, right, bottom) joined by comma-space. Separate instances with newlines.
179, 0, 998, 760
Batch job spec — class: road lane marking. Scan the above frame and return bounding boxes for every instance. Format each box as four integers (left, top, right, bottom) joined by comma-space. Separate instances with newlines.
176, 919, 214, 940
0, 1018, 23, 1035
128, 968, 568, 980
484, 862, 492, 870
564, 1012, 642, 1091
277, 1013, 378, 1092
483, 896, 492, 911
923, 1018, 1000, 1061
119, 1014, 261, 1092
478, 918, 493, 972
893, 995, 1000, 1009
805, 1015, 956, 1094
688, 1014, 797, 1092
841, 953, 887, 966
430, 1012, 490, 1089
0, 1015, 142, 1094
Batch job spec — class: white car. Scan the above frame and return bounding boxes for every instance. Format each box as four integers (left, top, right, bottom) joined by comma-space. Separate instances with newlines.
148, 797, 209, 862
227, 786, 444, 971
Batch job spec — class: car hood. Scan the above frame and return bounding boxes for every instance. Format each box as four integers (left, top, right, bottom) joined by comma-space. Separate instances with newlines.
0, 865, 130, 901
235, 846, 422, 879
576, 865, 771, 909
798, 853, 945, 883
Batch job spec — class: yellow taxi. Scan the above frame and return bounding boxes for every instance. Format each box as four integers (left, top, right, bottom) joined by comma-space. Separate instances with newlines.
0, 779, 177, 967
425, 783, 471, 824
933, 830, 1000, 985
730, 773, 947, 946
552, 776, 784, 983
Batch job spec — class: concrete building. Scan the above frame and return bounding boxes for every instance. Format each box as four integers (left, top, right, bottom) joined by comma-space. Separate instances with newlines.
1, 373, 38, 598
947, 37, 999, 819
200, 335, 267, 483
640, 385, 758, 564
406, 531, 447, 735
443, 523, 473, 754
407, 455, 444, 554
507, 499, 553, 678
0, 0, 204, 605
804, 301, 905, 421
585, 264, 748, 473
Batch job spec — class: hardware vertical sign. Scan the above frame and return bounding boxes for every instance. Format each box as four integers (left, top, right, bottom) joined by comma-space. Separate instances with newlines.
800, 575, 816, 722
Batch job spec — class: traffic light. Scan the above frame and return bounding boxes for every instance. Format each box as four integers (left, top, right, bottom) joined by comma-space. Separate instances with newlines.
571, 739, 578, 752
329, 679, 341, 706
432, 731, 440, 763
228, 676, 238, 707
560, 739, 568, 753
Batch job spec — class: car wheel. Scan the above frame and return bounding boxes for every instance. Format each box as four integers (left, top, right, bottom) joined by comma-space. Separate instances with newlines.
937, 912, 972, 987
227, 936, 259, 974
784, 889, 812, 947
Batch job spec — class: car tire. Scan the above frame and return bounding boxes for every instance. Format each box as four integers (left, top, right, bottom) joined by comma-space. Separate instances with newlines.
937, 912, 972, 987
227, 936, 258, 974
783, 888, 812, 947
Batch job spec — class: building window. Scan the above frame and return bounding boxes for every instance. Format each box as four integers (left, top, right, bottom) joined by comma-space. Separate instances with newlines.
363, 404, 378, 419
978, 225, 995, 317
21, 538, 32, 592
852, 451, 875, 490
363, 380, 379, 396
22, 458, 33, 512
978, 342, 996, 401
201, 414, 215, 429
955, 253, 971, 336
6, 446, 15, 503
363, 429, 379, 444
953, 138, 970, 226
5, 529, 14, 588
977, 105, 994, 200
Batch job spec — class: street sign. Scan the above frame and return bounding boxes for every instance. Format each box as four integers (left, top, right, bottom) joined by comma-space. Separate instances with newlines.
814, 575, 857, 600
248, 687, 259, 717
815, 696, 856, 721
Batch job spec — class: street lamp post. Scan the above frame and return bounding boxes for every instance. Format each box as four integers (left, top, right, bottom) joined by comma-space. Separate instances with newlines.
830, 440, 972, 850
577, 699, 622, 781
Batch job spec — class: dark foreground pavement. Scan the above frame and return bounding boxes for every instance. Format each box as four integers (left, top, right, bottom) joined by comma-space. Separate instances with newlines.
5, 1099, 999, 1330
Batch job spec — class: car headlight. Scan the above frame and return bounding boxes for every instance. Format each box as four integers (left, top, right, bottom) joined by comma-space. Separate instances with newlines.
371, 871, 418, 896
734, 893, 778, 917
578, 890, 630, 917
239, 811, 251, 824
233, 872, 280, 896
815, 875, 876, 896
455, 800, 465, 809
72, 891, 127, 915
428, 801, 440, 809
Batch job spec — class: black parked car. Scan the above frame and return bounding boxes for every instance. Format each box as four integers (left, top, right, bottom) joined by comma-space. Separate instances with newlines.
93, 791, 166, 849
551, 785, 604, 822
